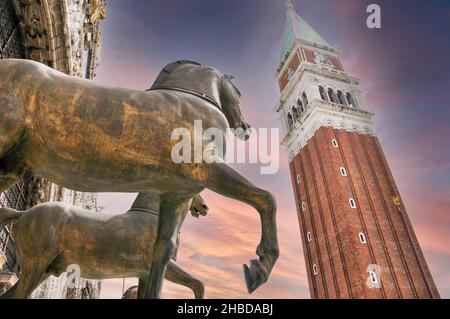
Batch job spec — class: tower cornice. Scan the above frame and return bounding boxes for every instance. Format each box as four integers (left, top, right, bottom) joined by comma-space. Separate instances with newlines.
281, 99, 375, 162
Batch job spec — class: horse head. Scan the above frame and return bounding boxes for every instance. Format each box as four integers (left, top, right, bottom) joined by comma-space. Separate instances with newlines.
150, 60, 252, 141
220, 74, 252, 141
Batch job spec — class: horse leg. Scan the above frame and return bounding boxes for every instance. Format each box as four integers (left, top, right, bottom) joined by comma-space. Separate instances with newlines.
144, 195, 191, 299
203, 162, 279, 293
165, 260, 204, 299
0, 262, 48, 299
0, 174, 18, 194
137, 273, 148, 299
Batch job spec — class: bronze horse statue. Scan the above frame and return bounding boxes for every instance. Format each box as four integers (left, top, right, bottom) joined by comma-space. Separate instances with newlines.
0, 193, 208, 299
0, 59, 279, 298
122, 286, 139, 299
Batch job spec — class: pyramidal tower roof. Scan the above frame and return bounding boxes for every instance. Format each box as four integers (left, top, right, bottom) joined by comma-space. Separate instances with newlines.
280, 0, 332, 63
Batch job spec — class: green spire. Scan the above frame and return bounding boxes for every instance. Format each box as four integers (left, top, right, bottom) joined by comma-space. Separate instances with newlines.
280, 0, 331, 64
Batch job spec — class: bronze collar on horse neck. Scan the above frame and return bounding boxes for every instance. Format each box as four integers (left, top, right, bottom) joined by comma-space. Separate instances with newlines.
146, 86, 222, 111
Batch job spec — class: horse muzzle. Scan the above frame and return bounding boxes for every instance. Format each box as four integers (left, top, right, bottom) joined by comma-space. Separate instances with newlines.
235, 123, 252, 141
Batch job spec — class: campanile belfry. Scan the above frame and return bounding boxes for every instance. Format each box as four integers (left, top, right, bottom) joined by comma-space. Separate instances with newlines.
275, 0, 440, 299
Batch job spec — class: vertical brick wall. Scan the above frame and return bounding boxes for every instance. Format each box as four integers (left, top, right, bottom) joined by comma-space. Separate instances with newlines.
289, 126, 440, 299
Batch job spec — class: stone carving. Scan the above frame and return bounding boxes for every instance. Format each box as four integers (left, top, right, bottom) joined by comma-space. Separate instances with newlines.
0, 59, 279, 298
285, 67, 295, 82
27, 177, 46, 207
11, 0, 104, 76
0, 272, 18, 295
313, 51, 333, 67
0, 193, 208, 299
88, 0, 106, 24
13, 0, 46, 62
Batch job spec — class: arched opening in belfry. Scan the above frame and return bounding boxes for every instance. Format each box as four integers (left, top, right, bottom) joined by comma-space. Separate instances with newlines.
302, 92, 309, 108
346, 92, 357, 108
319, 86, 328, 101
337, 90, 347, 106
287, 113, 294, 130
292, 106, 299, 121
297, 98, 304, 113
328, 88, 338, 104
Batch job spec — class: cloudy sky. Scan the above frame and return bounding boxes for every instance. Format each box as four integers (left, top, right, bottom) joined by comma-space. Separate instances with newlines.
94, 0, 450, 298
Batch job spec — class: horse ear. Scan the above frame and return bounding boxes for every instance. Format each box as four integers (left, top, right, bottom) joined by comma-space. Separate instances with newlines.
224, 74, 235, 80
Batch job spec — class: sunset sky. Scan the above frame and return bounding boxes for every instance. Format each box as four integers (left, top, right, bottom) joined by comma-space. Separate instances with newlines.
94, 0, 450, 298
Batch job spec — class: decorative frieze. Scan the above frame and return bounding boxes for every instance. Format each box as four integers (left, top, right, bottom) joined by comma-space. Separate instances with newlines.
11, 0, 104, 77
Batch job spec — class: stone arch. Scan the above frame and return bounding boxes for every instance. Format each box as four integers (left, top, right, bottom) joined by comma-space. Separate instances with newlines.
346, 92, 357, 108
337, 90, 347, 106
302, 92, 309, 108
292, 105, 300, 121
328, 88, 338, 104
319, 86, 328, 101
297, 98, 305, 113
287, 113, 294, 130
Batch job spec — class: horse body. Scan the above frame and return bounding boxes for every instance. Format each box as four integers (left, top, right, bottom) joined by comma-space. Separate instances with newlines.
0, 59, 279, 299
44, 207, 157, 278
0, 193, 206, 299
0, 59, 227, 193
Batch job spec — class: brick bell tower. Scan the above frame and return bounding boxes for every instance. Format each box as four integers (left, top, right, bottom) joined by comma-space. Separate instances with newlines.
275, 0, 440, 299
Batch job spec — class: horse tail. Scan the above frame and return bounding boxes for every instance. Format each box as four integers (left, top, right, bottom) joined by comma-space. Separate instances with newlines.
0, 207, 24, 228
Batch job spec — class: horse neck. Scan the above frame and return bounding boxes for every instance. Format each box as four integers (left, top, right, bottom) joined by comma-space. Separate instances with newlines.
157, 66, 222, 107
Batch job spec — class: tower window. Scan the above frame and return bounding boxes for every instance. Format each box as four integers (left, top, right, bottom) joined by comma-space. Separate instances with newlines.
287, 113, 294, 130
359, 232, 367, 244
307, 232, 313, 242
297, 98, 305, 113
296, 175, 301, 184
369, 271, 379, 284
337, 90, 347, 106
312, 264, 319, 276
340, 167, 348, 177
292, 106, 299, 121
328, 88, 338, 104
319, 86, 328, 101
346, 93, 357, 108
349, 198, 357, 209
302, 92, 309, 108
302, 202, 307, 212
332, 139, 339, 148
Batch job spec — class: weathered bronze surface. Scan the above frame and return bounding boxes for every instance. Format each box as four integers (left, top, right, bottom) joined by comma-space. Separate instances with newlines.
0, 193, 207, 299
0, 59, 279, 298
122, 286, 138, 299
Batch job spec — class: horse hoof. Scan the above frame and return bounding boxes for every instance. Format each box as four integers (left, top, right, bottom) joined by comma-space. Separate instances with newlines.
198, 204, 208, 216
243, 259, 268, 294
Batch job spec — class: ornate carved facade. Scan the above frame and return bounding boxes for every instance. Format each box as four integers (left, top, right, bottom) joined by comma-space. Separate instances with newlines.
0, 0, 106, 299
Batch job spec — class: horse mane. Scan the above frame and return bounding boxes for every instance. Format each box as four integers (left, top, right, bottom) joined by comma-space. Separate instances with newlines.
147, 60, 224, 110
149, 60, 201, 90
